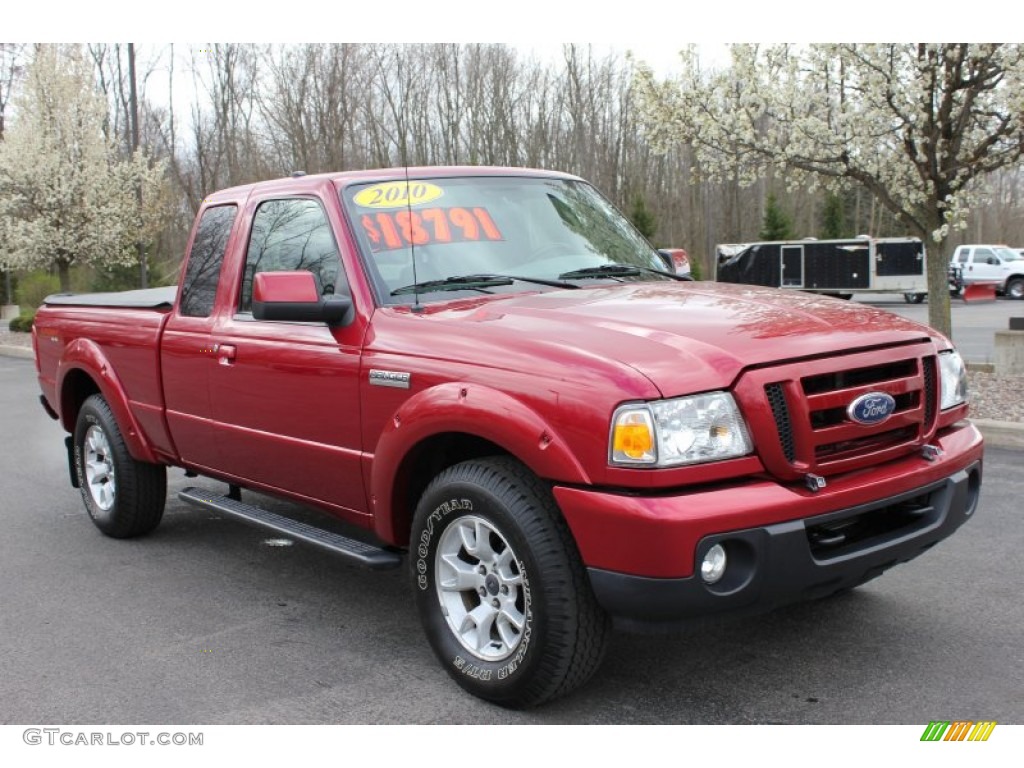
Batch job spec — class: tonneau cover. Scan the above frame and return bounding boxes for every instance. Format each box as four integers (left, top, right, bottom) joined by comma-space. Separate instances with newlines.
44, 286, 177, 309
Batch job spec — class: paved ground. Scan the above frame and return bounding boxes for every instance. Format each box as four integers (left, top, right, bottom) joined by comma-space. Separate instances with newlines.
0, 355, 1021, 725
853, 293, 1023, 363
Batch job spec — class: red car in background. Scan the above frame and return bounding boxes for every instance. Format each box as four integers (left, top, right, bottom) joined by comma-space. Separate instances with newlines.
659, 247, 691, 277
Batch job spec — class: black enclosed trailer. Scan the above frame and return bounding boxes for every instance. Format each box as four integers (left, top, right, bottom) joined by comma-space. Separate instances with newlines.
715, 237, 929, 303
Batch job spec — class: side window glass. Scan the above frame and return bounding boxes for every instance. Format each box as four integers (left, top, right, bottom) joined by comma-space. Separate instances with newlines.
240, 199, 344, 313
954, 250, 967, 264
974, 248, 994, 263
180, 205, 237, 318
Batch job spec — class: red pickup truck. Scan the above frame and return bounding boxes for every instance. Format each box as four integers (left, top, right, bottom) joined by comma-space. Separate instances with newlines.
32, 167, 983, 708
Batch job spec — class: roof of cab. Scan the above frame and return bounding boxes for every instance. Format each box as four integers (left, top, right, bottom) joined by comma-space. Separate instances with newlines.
201, 166, 581, 206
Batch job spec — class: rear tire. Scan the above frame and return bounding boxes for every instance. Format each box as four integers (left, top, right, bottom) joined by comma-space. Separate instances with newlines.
411, 457, 610, 708
73, 394, 166, 538
903, 292, 926, 304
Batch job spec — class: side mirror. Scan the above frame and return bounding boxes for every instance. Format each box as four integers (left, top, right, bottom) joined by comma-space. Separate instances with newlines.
251, 271, 352, 326
656, 249, 675, 272
658, 248, 692, 278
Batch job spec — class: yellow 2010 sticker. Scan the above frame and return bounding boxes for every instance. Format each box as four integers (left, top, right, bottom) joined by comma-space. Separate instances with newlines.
353, 181, 444, 209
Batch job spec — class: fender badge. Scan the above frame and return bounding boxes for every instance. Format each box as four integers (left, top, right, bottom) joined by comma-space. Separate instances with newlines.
847, 391, 896, 426
369, 369, 411, 389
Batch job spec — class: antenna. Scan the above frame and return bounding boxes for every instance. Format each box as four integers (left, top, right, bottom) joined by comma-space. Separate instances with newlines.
405, 163, 423, 313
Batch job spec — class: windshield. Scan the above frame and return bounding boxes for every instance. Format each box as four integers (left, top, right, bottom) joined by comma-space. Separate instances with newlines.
995, 247, 1023, 261
340, 175, 671, 304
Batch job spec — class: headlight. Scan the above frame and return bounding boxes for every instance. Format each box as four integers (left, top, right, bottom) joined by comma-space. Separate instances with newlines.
610, 392, 752, 467
938, 350, 968, 410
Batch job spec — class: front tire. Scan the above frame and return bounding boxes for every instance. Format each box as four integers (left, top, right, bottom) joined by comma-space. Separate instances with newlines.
74, 394, 166, 538
411, 457, 609, 708
903, 292, 926, 304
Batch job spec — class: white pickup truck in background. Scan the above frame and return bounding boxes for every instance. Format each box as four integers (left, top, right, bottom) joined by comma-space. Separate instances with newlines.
950, 244, 1024, 299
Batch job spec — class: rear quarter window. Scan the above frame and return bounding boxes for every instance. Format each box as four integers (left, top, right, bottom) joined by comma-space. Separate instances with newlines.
179, 205, 238, 318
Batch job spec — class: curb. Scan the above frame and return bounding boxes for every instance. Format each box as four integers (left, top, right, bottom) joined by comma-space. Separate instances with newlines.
1, 343, 1021, 450
971, 419, 1024, 451
0, 344, 33, 360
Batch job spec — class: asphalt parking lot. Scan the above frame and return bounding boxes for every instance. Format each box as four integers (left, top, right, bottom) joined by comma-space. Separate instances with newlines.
853, 293, 1022, 363
0, 354, 1021, 725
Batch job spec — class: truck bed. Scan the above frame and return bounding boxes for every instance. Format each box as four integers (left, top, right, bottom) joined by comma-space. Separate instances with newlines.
43, 286, 177, 309
34, 292, 176, 461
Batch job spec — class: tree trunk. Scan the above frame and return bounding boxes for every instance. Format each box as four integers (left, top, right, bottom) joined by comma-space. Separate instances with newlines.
923, 207, 953, 339
128, 43, 147, 289
57, 261, 71, 293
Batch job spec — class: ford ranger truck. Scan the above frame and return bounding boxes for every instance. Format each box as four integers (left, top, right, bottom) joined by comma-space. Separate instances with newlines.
31, 167, 983, 708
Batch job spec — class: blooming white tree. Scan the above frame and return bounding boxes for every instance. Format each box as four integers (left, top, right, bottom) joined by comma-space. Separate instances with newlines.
0, 45, 165, 293
633, 44, 1024, 336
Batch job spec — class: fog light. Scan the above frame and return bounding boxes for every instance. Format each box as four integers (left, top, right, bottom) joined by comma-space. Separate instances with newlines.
701, 543, 727, 584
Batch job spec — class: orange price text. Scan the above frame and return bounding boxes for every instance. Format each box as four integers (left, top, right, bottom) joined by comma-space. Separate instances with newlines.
360, 207, 503, 251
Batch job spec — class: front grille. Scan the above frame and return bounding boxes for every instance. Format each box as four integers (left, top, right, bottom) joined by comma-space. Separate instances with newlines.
808, 391, 918, 430
923, 356, 937, 431
737, 343, 940, 479
802, 359, 917, 395
814, 426, 917, 461
765, 383, 796, 462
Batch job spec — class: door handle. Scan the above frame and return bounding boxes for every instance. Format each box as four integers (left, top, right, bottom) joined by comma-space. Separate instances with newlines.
217, 344, 237, 365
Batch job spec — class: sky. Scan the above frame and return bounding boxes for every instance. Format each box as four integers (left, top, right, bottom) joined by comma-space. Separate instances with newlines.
3, 1, 994, 153
5, 1, 990, 45
4, 1, 998, 92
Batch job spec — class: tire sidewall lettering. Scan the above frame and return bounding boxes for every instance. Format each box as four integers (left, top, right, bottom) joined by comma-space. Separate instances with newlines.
497, 566, 532, 680
453, 655, 492, 681
77, 411, 105, 513
73, 442, 85, 489
415, 496, 473, 591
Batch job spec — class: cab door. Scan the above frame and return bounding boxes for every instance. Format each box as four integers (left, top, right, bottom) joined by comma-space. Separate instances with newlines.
966, 247, 1001, 283
206, 195, 368, 518
162, 204, 240, 469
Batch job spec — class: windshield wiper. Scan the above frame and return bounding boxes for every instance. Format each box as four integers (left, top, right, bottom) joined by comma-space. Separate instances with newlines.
559, 263, 691, 281
391, 273, 578, 296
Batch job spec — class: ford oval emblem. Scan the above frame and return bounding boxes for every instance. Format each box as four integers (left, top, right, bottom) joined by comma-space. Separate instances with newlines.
847, 392, 897, 426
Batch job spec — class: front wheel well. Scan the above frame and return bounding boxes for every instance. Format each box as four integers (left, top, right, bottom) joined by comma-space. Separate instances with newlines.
389, 432, 510, 547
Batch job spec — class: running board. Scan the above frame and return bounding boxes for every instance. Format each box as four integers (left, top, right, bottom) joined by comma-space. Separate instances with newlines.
178, 486, 402, 570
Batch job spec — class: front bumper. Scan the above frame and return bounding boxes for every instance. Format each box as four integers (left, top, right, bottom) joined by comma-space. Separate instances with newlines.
556, 421, 983, 623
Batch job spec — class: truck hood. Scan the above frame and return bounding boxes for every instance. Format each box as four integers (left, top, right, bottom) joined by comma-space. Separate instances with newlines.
388, 282, 941, 396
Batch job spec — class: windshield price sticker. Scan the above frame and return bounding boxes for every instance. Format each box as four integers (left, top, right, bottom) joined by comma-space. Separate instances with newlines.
361, 207, 503, 251
353, 181, 445, 209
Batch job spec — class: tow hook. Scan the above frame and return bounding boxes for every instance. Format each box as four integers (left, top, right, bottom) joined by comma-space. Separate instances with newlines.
805, 473, 827, 492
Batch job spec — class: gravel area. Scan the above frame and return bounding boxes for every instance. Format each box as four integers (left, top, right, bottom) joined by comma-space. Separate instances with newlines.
966, 371, 1024, 423
2, 329, 1020, 423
